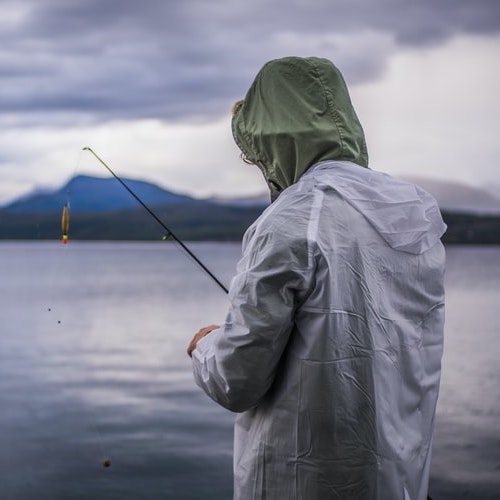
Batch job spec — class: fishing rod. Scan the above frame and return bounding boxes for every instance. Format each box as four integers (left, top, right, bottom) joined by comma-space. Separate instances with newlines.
82, 147, 229, 294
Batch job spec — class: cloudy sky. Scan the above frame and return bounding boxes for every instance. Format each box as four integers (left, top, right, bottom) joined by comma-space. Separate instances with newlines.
1, 0, 499, 204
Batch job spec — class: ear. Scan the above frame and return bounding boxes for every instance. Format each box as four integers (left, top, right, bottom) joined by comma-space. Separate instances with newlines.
232, 100, 244, 116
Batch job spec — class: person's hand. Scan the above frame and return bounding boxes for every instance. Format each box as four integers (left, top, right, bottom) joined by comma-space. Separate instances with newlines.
187, 324, 220, 357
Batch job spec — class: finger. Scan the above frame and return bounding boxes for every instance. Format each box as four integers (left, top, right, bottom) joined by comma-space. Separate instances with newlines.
187, 325, 221, 357
199, 324, 220, 335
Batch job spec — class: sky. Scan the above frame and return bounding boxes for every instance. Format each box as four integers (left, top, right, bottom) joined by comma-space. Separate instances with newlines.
1, 0, 500, 204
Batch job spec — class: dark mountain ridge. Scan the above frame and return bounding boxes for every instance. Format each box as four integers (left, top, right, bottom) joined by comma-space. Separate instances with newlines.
3, 174, 193, 213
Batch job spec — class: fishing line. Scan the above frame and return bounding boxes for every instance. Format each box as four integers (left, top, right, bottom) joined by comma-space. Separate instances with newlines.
82, 147, 229, 294
45, 150, 114, 469
46, 149, 84, 319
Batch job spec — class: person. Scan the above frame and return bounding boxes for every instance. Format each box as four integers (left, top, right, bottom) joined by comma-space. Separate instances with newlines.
187, 56, 446, 500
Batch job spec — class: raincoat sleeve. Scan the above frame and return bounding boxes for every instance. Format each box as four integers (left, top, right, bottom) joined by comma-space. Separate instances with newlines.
192, 216, 312, 412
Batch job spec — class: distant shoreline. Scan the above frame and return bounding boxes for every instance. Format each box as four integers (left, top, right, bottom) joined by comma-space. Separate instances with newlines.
2, 208, 500, 244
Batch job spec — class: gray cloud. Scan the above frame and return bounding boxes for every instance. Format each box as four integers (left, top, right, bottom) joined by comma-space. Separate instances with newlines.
2, 0, 499, 124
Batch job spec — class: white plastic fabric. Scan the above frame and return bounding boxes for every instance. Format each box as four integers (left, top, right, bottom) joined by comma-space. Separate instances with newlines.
192, 161, 446, 500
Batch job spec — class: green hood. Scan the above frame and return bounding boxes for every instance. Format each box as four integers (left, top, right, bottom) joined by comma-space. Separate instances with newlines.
232, 57, 369, 201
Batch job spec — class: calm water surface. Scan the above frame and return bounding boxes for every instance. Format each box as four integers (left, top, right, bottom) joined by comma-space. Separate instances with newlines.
0, 242, 499, 499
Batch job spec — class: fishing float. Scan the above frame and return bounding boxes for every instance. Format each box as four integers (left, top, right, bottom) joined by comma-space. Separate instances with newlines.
61, 203, 69, 244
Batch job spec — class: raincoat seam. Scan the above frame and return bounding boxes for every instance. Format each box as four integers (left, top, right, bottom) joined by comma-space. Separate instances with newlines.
306, 187, 324, 269
232, 108, 273, 177
309, 58, 348, 161
299, 307, 368, 322
231, 113, 250, 162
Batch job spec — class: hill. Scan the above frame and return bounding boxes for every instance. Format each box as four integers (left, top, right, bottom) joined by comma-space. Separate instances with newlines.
403, 176, 500, 215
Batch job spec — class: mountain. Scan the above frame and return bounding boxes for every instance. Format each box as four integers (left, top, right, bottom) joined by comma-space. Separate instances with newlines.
403, 176, 500, 215
3, 174, 193, 213
210, 193, 270, 207
484, 183, 500, 204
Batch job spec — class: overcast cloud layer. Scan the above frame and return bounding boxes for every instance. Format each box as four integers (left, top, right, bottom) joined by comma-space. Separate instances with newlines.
1, 0, 500, 203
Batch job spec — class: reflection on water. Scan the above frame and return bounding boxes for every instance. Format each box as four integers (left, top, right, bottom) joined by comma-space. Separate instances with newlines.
0, 242, 499, 499
430, 246, 500, 500
0, 242, 236, 500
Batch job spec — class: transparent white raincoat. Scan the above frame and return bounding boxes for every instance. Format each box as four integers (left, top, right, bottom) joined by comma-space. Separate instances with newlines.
191, 58, 446, 500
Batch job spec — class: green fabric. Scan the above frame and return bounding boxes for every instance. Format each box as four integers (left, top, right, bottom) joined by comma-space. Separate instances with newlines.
232, 57, 369, 200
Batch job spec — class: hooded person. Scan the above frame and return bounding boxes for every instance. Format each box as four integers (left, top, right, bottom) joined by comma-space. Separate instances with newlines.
187, 56, 446, 500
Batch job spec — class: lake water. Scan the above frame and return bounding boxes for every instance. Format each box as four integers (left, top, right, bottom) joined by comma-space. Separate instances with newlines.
0, 242, 499, 499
